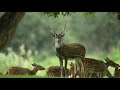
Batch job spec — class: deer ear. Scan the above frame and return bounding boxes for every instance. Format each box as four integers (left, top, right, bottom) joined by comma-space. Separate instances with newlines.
51, 33, 55, 37
51, 31, 56, 37
69, 63, 72, 66
61, 33, 65, 37
106, 57, 110, 60
69, 62, 73, 66
32, 63, 36, 66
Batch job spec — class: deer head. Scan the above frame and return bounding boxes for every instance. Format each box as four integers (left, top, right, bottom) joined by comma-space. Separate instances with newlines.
32, 63, 45, 70
105, 57, 120, 68
49, 24, 66, 48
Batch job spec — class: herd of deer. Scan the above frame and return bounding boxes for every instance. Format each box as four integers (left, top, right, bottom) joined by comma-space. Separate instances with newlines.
0, 25, 120, 78
0, 57, 120, 78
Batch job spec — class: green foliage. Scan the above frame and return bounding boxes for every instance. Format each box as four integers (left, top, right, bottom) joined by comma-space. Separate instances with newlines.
43, 12, 73, 18
107, 41, 120, 62
82, 12, 95, 15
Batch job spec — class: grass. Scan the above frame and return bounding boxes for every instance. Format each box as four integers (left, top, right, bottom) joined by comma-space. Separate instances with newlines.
0, 75, 50, 78
0, 75, 68, 78
0, 46, 120, 78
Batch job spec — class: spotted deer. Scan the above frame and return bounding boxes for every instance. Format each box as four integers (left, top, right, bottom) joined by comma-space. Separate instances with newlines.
114, 67, 120, 78
5, 63, 45, 75
49, 24, 86, 77
46, 66, 69, 77
104, 57, 120, 78
104, 57, 120, 69
69, 57, 115, 78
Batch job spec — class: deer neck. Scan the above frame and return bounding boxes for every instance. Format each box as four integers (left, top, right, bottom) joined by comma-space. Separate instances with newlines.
30, 68, 38, 75
55, 39, 62, 49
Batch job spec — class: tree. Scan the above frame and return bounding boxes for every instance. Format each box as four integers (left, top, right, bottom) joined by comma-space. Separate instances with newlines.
0, 12, 25, 50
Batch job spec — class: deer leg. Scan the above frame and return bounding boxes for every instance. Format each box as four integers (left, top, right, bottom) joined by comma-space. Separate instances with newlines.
59, 59, 63, 77
75, 57, 85, 78
106, 70, 113, 78
64, 59, 68, 77
73, 63, 77, 78
72, 70, 79, 78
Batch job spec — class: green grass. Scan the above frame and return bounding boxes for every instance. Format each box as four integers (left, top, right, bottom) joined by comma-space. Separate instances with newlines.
0, 75, 67, 78
0, 75, 50, 78
0, 45, 120, 78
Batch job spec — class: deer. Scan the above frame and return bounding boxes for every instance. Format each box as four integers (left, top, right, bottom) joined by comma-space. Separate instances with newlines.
5, 63, 45, 75
104, 57, 120, 69
114, 67, 120, 78
69, 57, 117, 78
104, 57, 120, 78
46, 66, 69, 77
49, 24, 86, 77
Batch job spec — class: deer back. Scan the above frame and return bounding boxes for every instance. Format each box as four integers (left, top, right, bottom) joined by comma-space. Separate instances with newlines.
56, 43, 86, 59
6, 67, 30, 75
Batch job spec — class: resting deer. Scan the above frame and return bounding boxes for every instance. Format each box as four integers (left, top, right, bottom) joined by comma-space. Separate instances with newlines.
69, 57, 115, 78
46, 66, 69, 77
5, 63, 45, 75
49, 24, 86, 77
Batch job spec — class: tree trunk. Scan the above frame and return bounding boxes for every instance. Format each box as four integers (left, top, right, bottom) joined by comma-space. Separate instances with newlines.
0, 12, 25, 50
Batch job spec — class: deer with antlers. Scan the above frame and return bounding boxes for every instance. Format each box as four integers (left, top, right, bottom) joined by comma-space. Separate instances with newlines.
49, 24, 86, 77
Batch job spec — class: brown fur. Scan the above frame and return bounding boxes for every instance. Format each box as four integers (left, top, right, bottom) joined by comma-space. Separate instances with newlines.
69, 58, 113, 78
56, 43, 85, 60
51, 29, 86, 77
46, 66, 69, 77
5, 63, 45, 75
114, 67, 120, 78
104, 57, 120, 78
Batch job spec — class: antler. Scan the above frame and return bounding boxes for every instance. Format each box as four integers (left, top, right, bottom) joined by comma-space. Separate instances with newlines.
48, 25, 57, 35
59, 23, 67, 35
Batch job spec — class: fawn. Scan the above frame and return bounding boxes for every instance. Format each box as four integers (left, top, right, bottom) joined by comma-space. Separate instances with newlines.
46, 66, 69, 77
49, 24, 86, 77
69, 57, 114, 78
5, 63, 45, 75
